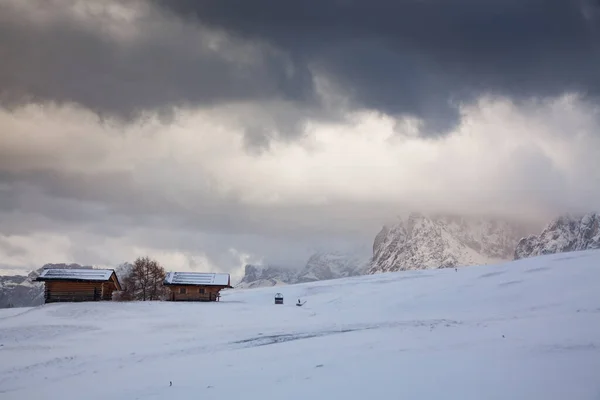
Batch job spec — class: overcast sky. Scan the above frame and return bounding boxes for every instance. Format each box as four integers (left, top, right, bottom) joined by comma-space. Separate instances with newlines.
1, 0, 599, 278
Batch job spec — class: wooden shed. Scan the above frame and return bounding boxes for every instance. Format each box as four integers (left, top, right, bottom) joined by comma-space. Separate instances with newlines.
35, 268, 122, 303
274, 293, 284, 304
163, 272, 233, 302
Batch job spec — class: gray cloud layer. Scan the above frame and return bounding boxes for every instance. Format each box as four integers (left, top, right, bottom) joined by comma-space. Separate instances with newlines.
1, 1, 600, 275
0, 1, 315, 123
2, 0, 599, 136
159, 0, 600, 133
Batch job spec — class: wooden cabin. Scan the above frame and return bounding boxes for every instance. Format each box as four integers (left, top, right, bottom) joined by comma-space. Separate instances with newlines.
35, 268, 122, 303
163, 272, 233, 302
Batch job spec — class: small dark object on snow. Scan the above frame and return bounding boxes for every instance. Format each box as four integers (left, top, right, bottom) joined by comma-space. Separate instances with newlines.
502, 335, 505, 338
296, 299, 306, 307
170, 381, 172, 386
455, 268, 457, 272
274, 293, 284, 304
316, 364, 324, 368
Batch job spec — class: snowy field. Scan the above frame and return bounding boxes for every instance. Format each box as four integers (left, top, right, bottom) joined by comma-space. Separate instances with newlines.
1, 251, 600, 400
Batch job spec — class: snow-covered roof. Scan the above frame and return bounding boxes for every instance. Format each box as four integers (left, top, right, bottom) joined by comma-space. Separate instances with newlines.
164, 272, 231, 287
37, 268, 116, 282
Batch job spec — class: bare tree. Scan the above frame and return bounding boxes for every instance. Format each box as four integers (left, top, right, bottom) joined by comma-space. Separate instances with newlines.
119, 257, 167, 301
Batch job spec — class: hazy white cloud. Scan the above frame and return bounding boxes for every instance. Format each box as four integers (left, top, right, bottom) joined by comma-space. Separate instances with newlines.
0, 94, 599, 274
4, 94, 598, 214
0, 233, 73, 274
1, 0, 599, 276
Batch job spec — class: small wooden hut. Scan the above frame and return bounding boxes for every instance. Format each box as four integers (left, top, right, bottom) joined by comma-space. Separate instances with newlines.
163, 272, 233, 302
36, 268, 121, 303
274, 293, 284, 304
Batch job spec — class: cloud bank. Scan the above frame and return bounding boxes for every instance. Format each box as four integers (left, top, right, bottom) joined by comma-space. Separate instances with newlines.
0, 0, 599, 276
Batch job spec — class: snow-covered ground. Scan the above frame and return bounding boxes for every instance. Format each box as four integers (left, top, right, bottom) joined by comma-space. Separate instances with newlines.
0, 307, 33, 319
1, 250, 600, 399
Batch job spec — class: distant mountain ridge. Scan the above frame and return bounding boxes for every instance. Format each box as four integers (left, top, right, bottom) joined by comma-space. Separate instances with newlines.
236, 264, 297, 289
236, 252, 370, 289
368, 213, 529, 274
3, 213, 597, 307
514, 213, 600, 259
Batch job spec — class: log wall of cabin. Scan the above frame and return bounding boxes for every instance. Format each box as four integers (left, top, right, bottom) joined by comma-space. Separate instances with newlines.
168, 285, 224, 301
44, 281, 117, 302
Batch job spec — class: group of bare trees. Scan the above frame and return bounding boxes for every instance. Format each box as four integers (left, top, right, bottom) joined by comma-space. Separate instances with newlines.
114, 256, 168, 301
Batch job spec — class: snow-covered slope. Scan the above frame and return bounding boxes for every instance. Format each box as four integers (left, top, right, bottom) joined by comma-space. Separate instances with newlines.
1, 250, 599, 399
237, 252, 369, 288
515, 213, 600, 259
369, 213, 528, 273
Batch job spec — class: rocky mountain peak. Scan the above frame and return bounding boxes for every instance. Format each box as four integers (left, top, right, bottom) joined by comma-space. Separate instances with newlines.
514, 212, 600, 259
368, 213, 527, 274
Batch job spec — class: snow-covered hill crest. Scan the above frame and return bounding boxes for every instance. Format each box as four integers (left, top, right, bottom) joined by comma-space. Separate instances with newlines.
368, 213, 528, 273
514, 212, 600, 259
1, 250, 600, 399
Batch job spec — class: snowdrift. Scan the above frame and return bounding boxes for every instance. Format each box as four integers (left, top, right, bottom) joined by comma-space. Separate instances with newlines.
1, 250, 599, 400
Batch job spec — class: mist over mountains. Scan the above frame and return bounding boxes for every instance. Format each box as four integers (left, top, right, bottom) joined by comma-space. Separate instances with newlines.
367, 213, 531, 274
237, 252, 370, 288
1, 212, 598, 307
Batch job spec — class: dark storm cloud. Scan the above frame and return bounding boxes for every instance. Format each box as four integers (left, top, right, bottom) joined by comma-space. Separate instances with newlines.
157, 0, 600, 134
0, 1, 316, 122
1, 1, 598, 136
